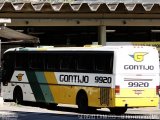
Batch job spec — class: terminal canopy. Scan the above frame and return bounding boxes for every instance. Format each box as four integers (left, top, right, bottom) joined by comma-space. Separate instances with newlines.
0, 27, 39, 43
0, 0, 159, 11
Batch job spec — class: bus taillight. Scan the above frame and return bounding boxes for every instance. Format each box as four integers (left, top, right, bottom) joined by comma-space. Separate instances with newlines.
115, 86, 120, 94
156, 86, 160, 95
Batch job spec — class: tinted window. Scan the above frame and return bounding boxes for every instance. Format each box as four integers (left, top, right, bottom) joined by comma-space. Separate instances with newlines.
60, 55, 75, 71
15, 52, 28, 69
29, 53, 44, 70
95, 52, 113, 74
46, 53, 60, 71
77, 54, 93, 72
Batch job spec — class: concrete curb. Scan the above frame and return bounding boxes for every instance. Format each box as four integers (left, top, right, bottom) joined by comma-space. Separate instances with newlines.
0, 97, 4, 106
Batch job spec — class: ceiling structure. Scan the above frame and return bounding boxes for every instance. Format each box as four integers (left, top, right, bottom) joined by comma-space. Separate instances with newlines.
0, 0, 159, 27
1, 0, 160, 44
0, 0, 159, 12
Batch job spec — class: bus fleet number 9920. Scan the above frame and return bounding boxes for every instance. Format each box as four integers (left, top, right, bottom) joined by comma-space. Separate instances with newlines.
128, 82, 149, 87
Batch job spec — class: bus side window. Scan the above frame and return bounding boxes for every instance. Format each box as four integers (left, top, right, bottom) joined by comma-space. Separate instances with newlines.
46, 53, 60, 71
29, 53, 45, 70
106, 53, 113, 74
15, 52, 28, 70
95, 55, 106, 73
60, 54, 75, 71
77, 54, 93, 72
95, 52, 113, 74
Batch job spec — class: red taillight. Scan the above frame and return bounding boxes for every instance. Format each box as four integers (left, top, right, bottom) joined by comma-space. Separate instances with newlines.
115, 85, 120, 94
156, 86, 160, 95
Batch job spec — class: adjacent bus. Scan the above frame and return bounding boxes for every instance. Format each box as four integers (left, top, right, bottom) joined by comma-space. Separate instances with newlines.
1, 46, 159, 114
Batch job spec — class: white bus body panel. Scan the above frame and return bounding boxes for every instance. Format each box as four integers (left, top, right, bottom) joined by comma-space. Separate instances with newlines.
2, 71, 36, 101
115, 47, 159, 89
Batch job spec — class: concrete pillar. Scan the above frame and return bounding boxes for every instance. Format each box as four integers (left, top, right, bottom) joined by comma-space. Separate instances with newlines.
98, 26, 106, 46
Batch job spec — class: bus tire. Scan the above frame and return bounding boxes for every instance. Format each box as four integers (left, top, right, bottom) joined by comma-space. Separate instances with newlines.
13, 86, 23, 104
76, 90, 88, 113
109, 107, 127, 115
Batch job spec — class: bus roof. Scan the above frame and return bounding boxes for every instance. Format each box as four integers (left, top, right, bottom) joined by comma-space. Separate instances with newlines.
4, 45, 157, 54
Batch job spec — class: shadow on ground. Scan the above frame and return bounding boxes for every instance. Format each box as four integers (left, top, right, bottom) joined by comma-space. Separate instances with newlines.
2, 101, 159, 120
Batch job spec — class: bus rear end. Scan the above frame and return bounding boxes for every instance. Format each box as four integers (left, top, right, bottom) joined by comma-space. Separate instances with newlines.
112, 46, 159, 114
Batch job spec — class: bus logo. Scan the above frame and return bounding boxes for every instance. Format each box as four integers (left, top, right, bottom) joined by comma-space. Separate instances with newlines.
129, 52, 148, 62
16, 73, 24, 81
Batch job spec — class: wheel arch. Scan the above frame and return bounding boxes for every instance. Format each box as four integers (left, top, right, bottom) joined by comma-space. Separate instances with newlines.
13, 85, 23, 100
76, 89, 88, 105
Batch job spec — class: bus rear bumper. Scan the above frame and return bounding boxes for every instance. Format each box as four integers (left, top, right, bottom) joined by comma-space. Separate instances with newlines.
115, 97, 159, 107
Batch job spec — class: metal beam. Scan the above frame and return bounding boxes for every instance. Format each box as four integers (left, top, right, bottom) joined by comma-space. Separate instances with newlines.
1, 13, 160, 19
8, 19, 160, 27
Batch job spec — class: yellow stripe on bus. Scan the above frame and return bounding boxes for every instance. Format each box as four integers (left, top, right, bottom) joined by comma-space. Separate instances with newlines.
44, 72, 57, 84
44, 72, 60, 103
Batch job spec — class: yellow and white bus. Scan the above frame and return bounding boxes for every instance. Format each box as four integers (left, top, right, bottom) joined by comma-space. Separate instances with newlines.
1, 46, 159, 114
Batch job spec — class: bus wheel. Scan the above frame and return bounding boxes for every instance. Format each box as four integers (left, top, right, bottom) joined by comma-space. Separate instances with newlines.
109, 107, 127, 115
13, 86, 23, 104
76, 91, 88, 113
